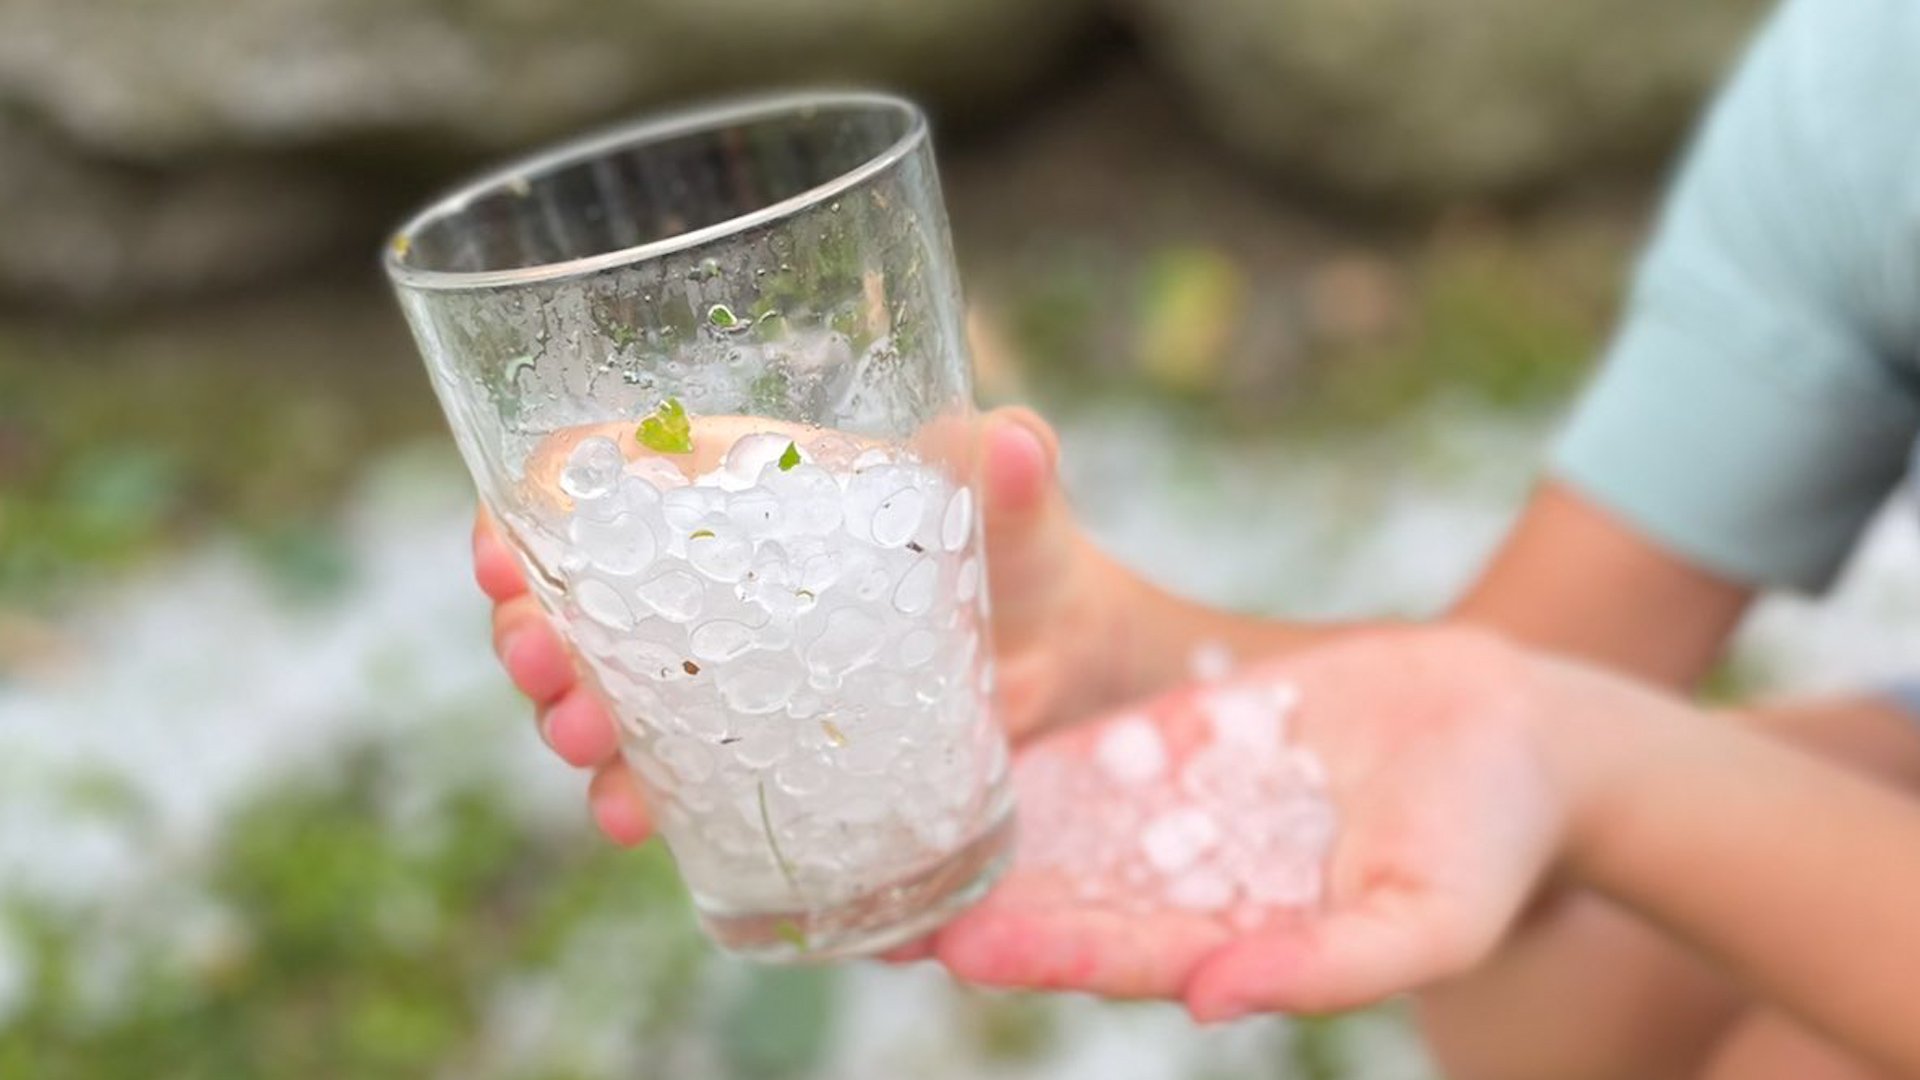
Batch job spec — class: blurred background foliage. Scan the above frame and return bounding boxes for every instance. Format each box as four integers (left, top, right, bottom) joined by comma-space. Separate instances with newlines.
0, 1, 1779, 1076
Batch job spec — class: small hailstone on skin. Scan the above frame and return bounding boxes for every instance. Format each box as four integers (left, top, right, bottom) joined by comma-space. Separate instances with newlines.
1141, 806, 1221, 872
1095, 716, 1167, 785
1012, 674, 1336, 917
1188, 639, 1236, 682
1201, 683, 1298, 751
1166, 869, 1236, 913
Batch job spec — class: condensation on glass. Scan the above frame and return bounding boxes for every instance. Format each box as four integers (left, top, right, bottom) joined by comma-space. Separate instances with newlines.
385, 93, 1011, 960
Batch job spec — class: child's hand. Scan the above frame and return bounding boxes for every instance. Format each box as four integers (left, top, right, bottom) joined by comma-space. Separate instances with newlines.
927, 628, 1590, 1020
476, 406, 1132, 845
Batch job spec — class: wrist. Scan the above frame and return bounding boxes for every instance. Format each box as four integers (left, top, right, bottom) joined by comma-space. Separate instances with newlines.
1525, 654, 1701, 881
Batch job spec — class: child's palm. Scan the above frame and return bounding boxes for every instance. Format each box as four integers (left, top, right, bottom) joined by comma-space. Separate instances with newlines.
928, 629, 1569, 1020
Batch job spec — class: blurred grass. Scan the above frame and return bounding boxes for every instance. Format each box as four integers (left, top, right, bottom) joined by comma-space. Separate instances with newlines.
1, 749, 714, 1079
0, 289, 441, 610
1003, 214, 1628, 436
0, 212, 1629, 615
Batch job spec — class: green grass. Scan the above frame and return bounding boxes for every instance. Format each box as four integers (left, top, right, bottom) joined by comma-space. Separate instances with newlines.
1006, 219, 1625, 437
1, 748, 710, 1079
0, 289, 443, 609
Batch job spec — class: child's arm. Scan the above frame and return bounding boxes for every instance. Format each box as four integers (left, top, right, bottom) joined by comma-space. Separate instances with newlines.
1110, 478, 1756, 698
1567, 689, 1920, 1076
933, 629, 1920, 1074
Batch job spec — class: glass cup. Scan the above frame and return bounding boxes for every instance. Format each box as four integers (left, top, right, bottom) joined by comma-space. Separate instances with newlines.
383, 92, 1013, 960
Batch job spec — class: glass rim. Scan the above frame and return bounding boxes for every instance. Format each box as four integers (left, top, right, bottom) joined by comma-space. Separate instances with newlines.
382, 89, 928, 293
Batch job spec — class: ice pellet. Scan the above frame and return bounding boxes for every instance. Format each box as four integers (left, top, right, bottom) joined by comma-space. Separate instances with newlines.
1188, 640, 1235, 682
635, 568, 704, 622
568, 510, 656, 575
1141, 807, 1220, 873
892, 557, 938, 616
716, 659, 802, 715
689, 619, 755, 662
870, 488, 925, 548
728, 726, 789, 769
574, 577, 636, 630
538, 423, 1005, 906
687, 525, 753, 582
807, 607, 884, 675
656, 735, 716, 784
766, 463, 844, 536
897, 629, 939, 667
775, 754, 833, 798
626, 455, 689, 491
1095, 716, 1167, 786
1202, 684, 1294, 751
726, 488, 785, 538
1008, 676, 1339, 920
720, 432, 793, 489
561, 437, 625, 501
1166, 869, 1235, 913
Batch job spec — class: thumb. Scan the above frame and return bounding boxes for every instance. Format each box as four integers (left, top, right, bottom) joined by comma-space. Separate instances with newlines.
977, 406, 1078, 651
1183, 901, 1479, 1021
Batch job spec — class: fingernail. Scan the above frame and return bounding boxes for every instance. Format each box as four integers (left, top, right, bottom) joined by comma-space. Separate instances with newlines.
1000, 419, 1046, 464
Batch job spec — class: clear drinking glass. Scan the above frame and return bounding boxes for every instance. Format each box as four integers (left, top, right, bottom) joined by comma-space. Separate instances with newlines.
383, 92, 1012, 959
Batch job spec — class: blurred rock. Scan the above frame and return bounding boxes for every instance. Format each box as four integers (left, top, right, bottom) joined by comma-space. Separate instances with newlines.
0, 119, 355, 306
1122, 0, 1768, 207
0, 0, 1091, 157
1305, 253, 1405, 349
0, 0, 1094, 304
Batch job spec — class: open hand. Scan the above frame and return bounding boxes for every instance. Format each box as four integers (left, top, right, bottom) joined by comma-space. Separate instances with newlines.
930, 627, 1584, 1020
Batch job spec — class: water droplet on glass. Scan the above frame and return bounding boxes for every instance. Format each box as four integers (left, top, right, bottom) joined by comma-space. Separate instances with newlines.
956, 556, 980, 603
941, 487, 974, 551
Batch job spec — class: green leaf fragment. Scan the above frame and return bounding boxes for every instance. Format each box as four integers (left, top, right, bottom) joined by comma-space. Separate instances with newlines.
707, 303, 739, 329
777, 441, 801, 471
774, 920, 809, 952
636, 396, 693, 454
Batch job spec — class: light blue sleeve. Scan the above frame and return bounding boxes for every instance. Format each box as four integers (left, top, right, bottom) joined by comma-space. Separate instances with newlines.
1551, 0, 1920, 592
